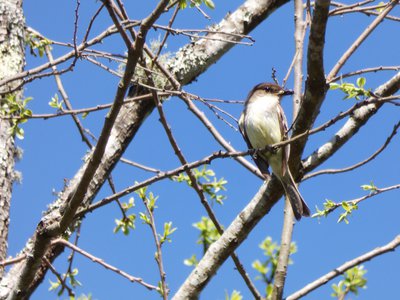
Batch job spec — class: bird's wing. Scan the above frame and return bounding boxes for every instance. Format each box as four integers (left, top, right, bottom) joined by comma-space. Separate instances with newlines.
277, 104, 290, 177
239, 112, 270, 177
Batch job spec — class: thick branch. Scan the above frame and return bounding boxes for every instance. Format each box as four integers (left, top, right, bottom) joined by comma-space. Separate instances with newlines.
290, 0, 331, 173
303, 71, 400, 173
0, 0, 24, 277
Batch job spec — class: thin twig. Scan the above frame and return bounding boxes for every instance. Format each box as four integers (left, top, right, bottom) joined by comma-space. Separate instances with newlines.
44, 46, 92, 147
44, 257, 75, 297
272, 1, 305, 298
0, 254, 26, 267
82, 3, 105, 44
151, 86, 262, 299
329, 0, 374, 15
142, 195, 169, 299
304, 120, 400, 180
327, 0, 399, 80
153, 4, 180, 64
73, 0, 80, 57
120, 158, 161, 174
328, 66, 400, 83
74, 149, 251, 217
52, 238, 159, 291
286, 235, 400, 300
320, 183, 400, 216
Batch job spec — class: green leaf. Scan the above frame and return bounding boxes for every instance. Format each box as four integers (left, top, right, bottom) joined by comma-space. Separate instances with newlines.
15, 126, 25, 140
356, 77, 366, 88
329, 82, 340, 90
204, 0, 215, 9
183, 254, 198, 267
139, 212, 151, 225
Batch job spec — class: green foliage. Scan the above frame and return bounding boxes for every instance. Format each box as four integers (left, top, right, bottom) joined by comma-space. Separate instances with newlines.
25, 32, 52, 57
313, 199, 337, 218
136, 185, 158, 212
0, 94, 33, 139
225, 290, 243, 300
75, 294, 93, 300
48, 268, 81, 297
337, 201, 358, 224
184, 216, 220, 267
330, 77, 371, 100
361, 181, 378, 192
172, 166, 227, 204
157, 281, 168, 297
252, 237, 297, 299
313, 199, 358, 224
49, 93, 64, 111
331, 266, 367, 299
193, 216, 220, 251
135, 186, 177, 244
178, 0, 215, 10
114, 198, 136, 235
183, 254, 199, 267
159, 221, 177, 244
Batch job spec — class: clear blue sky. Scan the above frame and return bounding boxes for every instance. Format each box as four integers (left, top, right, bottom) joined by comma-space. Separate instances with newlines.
8, 0, 400, 299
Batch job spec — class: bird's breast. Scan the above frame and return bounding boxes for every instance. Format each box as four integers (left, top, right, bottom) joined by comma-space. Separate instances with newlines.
243, 97, 282, 149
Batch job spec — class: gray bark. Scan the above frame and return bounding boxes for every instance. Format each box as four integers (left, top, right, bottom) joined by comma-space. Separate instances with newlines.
0, 0, 25, 278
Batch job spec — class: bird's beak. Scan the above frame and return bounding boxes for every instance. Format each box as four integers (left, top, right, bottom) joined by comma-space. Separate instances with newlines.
279, 89, 294, 96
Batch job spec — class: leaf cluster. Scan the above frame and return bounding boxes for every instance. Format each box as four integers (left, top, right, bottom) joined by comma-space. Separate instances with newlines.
25, 32, 52, 57
0, 94, 33, 139
114, 197, 136, 235
330, 77, 371, 100
252, 237, 297, 299
184, 216, 220, 267
49, 268, 81, 297
172, 166, 227, 204
178, 0, 215, 10
331, 266, 367, 299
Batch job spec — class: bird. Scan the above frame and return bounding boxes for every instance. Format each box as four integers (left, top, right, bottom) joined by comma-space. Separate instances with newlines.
238, 82, 310, 220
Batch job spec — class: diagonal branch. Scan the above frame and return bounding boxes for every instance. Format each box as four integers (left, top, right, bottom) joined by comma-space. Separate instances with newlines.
286, 235, 400, 300
304, 120, 400, 180
327, 0, 399, 81
303, 71, 400, 173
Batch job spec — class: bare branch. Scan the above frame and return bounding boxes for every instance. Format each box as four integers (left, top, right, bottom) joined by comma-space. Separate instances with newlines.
328, 65, 400, 83
304, 120, 400, 180
286, 235, 400, 300
272, 1, 306, 298
327, 0, 399, 80
53, 239, 158, 291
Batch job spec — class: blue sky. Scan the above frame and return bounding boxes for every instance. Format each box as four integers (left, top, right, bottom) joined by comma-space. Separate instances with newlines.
7, 0, 400, 299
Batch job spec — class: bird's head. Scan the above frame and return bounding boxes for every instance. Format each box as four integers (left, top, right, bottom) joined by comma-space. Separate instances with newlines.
247, 83, 294, 100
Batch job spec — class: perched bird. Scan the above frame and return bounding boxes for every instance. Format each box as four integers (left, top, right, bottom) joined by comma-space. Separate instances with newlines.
239, 82, 310, 220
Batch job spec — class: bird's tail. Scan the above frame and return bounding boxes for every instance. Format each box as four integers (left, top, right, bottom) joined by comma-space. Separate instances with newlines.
280, 172, 310, 221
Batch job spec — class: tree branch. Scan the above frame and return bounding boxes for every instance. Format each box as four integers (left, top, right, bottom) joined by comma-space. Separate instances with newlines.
327, 0, 399, 81
290, 0, 331, 174
303, 71, 400, 173
286, 235, 400, 300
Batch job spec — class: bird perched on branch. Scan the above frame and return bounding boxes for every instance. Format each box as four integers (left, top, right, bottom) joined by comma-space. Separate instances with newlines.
239, 82, 310, 220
